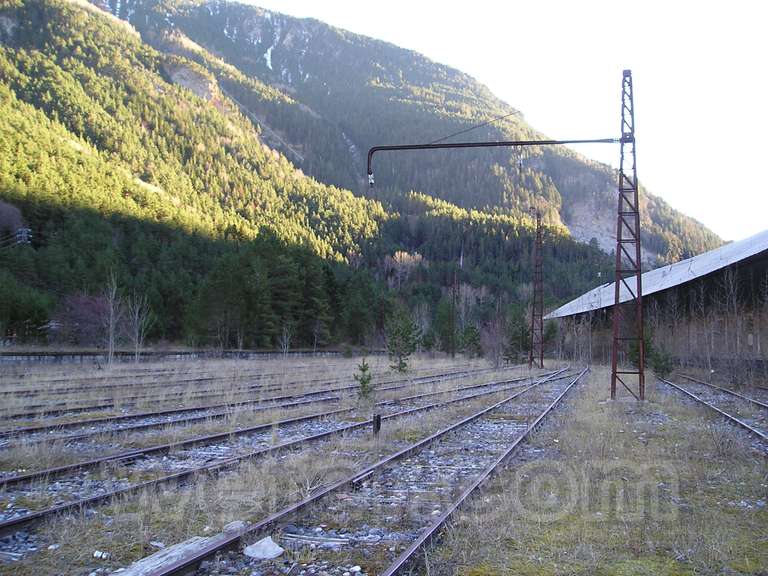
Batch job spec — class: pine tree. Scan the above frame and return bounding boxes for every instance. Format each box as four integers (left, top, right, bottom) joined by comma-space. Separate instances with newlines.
385, 306, 420, 372
460, 324, 482, 358
354, 357, 374, 402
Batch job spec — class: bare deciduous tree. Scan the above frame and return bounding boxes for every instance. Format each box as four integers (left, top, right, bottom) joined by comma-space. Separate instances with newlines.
102, 273, 123, 366
53, 294, 107, 346
693, 281, 713, 374
312, 318, 322, 355
126, 292, 154, 363
279, 323, 292, 357
716, 268, 742, 380
0, 201, 24, 236
481, 297, 505, 367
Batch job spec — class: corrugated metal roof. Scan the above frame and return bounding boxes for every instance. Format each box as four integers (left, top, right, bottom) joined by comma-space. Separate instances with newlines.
545, 229, 768, 319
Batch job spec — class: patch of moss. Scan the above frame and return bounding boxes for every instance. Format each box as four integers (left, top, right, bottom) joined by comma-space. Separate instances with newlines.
460, 559, 560, 576
392, 429, 422, 443
460, 563, 502, 576
595, 557, 694, 576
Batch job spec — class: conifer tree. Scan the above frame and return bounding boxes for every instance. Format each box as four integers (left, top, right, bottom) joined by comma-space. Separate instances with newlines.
385, 306, 420, 372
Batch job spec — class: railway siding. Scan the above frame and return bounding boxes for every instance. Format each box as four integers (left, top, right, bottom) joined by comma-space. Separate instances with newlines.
0, 370, 567, 541
661, 376, 768, 448
113, 368, 585, 576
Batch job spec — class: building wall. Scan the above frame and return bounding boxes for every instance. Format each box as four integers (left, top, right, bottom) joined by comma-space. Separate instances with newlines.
553, 260, 768, 381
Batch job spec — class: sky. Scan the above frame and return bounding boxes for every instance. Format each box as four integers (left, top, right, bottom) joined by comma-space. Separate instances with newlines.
251, 0, 766, 242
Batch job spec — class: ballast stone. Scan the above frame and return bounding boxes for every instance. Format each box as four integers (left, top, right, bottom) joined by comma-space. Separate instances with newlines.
223, 520, 248, 534
243, 536, 284, 560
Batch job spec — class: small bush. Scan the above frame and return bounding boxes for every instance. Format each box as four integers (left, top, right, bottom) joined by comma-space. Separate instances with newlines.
354, 358, 373, 400
650, 347, 674, 379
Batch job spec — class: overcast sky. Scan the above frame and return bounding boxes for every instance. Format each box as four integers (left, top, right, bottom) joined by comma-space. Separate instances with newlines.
251, 0, 766, 242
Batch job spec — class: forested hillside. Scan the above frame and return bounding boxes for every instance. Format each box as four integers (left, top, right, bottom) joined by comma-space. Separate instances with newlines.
0, 0, 711, 356
95, 0, 722, 264
0, 0, 391, 347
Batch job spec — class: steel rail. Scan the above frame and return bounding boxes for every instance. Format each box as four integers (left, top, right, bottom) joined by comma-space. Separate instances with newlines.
1, 381, 347, 430
0, 359, 434, 398
1, 364, 494, 422
0, 369, 345, 398
0, 359, 361, 387
381, 366, 588, 575
0, 369, 570, 536
661, 378, 768, 443
0, 358, 370, 389
121, 367, 574, 576
0, 366, 507, 440
0, 364, 494, 424
1, 385, 339, 429
0, 369, 545, 487
0, 395, 342, 449
677, 374, 768, 410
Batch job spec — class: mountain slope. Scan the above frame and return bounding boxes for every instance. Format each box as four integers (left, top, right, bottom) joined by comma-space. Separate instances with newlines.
0, 0, 388, 261
101, 0, 723, 264
0, 0, 392, 343
0, 0, 703, 352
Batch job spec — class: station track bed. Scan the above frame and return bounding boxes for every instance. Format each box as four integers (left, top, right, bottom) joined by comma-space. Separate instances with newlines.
0, 368, 567, 540
113, 367, 586, 576
660, 375, 768, 447
0, 366, 512, 446
0, 364, 484, 422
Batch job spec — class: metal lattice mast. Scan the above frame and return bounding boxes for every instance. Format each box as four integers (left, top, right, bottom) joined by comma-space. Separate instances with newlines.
610, 69, 645, 400
529, 210, 544, 369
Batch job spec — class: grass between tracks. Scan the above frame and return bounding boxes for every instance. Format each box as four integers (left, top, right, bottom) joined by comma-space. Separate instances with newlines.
0, 361, 521, 477
428, 366, 768, 576
0, 356, 490, 426
0, 356, 398, 420
5, 362, 543, 576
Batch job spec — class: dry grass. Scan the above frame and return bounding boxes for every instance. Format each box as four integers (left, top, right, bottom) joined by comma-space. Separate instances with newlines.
6, 374, 538, 576
427, 366, 768, 576
0, 357, 511, 476
0, 402, 327, 475
0, 355, 488, 424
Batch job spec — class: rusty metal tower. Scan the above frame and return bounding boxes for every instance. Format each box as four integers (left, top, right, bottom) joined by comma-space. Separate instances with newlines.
610, 69, 645, 400
529, 209, 544, 369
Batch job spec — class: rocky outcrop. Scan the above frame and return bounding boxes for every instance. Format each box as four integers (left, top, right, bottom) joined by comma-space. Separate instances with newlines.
162, 60, 217, 101
0, 15, 18, 43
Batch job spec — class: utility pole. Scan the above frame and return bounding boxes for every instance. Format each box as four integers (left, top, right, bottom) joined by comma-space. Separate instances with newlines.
449, 266, 457, 358
448, 237, 464, 358
529, 209, 544, 369
610, 69, 645, 400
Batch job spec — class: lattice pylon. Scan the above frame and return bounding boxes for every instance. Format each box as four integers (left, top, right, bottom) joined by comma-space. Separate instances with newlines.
610, 69, 645, 400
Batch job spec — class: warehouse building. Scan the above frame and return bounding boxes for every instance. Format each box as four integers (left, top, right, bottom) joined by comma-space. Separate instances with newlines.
546, 229, 768, 379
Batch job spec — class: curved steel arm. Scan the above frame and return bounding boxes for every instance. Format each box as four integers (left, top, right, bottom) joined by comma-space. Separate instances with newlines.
366, 137, 618, 185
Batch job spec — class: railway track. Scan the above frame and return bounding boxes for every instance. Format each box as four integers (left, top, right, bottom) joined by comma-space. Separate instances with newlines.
661, 376, 768, 445
0, 366, 510, 445
0, 362, 362, 395
677, 374, 768, 409
116, 367, 587, 576
0, 360, 413, 403
0, 369, 548, 487
0, 371, 333, 404
3, 368, 472, 420
0, 368, 569, 539
0, 366, 527, 474
0, 368, 493, 420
